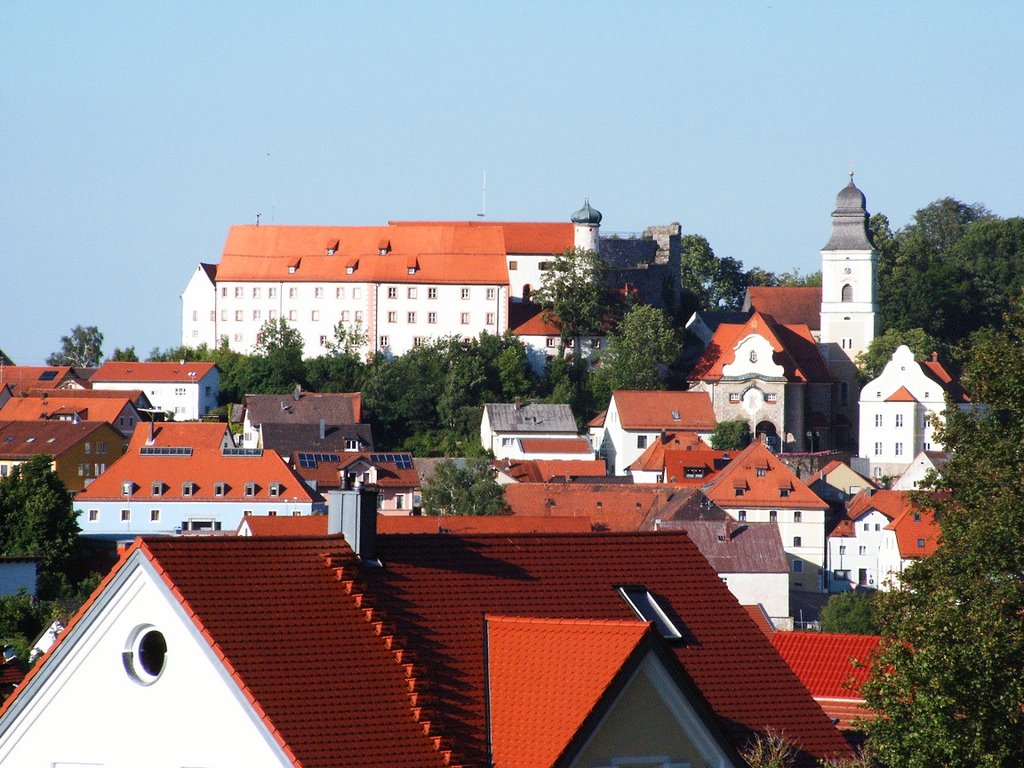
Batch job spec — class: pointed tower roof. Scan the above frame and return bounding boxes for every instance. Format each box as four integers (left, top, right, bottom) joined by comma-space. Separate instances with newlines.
571, 196, 602, 225
822, 173, 875, 251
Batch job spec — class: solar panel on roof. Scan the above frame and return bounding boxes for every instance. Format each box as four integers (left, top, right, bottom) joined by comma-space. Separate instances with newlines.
223, 447, 263, 457
139, 446, 193, 456
370, 453, 412, 468
297, 452, 340, 468
38, 371, 58, 381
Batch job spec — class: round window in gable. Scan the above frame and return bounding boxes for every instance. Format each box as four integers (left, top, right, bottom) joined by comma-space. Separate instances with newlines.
123, 624, 167, 685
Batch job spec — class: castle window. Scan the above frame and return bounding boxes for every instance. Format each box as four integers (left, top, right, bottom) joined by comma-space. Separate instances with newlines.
841, 284, 853, 302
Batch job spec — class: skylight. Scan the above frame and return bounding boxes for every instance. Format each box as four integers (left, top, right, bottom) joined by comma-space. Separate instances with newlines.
617, 585, 683, 641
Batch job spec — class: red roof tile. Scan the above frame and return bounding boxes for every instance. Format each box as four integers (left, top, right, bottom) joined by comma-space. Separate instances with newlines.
612, 390, 717, 431
494, 458, 607, 483
486, 616, 653, 767
703, 442, 827, 510
0, 419, 115, 459
920, 358, 970, 403
885, 385, 917, 403
886, 505, 940, 558
238, 515, 328, 536
845, 489, 917, 522
744, 287, 823, 331
91, 361, 217, 383
517, 437, 593, 454
0, 366, 82, 394
379, 515, 592, 535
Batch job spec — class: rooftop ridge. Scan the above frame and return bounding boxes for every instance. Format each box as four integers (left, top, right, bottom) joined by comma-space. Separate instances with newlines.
320, 552, 465, 768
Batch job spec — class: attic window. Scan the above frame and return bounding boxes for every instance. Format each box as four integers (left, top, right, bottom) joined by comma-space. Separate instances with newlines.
325, 239, 339, 255
779, 488, 791, 497
151, 482, 163, 497
378, 239, 391, 255
288, 257, 301, 273
671, 410, 680, 420
244, 481, 256, 497
684, 467, 704, 479
407, 257, 419, 275
346, 258, 359, 274
123, 624, 167, 686
617, 586, 683, 641
214, 482, 227, 497
122, 481, 134, 496
734, 487, 745, 497
917, 538, 926, 548
913, 512, 921, 522
181, 482, 194, 497
756, 468, 766, 477
269, 482, 282, 498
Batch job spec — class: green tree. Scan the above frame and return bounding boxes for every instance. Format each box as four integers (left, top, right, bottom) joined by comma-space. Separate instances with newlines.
0, 455, 81, 598
776, 268, 822, 287
305, 321, 367, 393
108, 346, 139, 362
595, 305, 680, 391
532, 248, 608, 353
246, 318, 307, 395
679, 234, 746, 315
855, 328, 941, 382
46, 325, 104, 367
420, 458, 510, 516
710, 419, 750, 450
862, 297, 1024, 767
147, 343, 216, 362
818, 590, 880, 635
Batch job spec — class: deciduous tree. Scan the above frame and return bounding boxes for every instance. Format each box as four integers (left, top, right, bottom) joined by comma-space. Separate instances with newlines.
47, 325, 104, 367
855, 328, 941, 382
710, 419, 750, 450
532, 247, 607, 353
420, 458, 509, 516
594, 305, 680, 391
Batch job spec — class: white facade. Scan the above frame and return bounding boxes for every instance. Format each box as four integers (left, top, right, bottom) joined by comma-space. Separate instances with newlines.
828, 507, 892, 591
600, 399, 715, 476
0, 554, 292, 768
858, 345, 967, 479
91, 369, 220, 421
718, 572, 790, 625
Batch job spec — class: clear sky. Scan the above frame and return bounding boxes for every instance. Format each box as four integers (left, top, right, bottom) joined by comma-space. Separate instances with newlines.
3, 2, 1022, 364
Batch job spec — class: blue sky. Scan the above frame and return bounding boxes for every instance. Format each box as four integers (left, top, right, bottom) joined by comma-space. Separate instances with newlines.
3, 2, 1022, 364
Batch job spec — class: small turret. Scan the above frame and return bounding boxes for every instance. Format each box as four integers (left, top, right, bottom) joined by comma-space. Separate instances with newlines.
571, 196, 602, 253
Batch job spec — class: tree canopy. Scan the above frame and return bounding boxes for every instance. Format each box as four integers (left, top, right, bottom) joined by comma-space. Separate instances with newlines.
419, 458, 510, 517
863, 296, 1024, 767
710, 419, 750, 451
531, 247, 608, 349
818, 590, 880, 635
46, 325, 104, 367
594, 304, 680, 392
855, 327, 940, 382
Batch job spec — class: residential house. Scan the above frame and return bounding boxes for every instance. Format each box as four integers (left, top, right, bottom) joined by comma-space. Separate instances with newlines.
828, 489, 927, 591
627, 431, 729, 485
702, 441, 829, 592
599, 390, 717, 475
480, 402, 580, 460
0, 420, 125, 492
688, 311, 833, 453
90, 361, 220, 420
492, 457, 607, 484
771, 632, 881, 731
0, 366, 86, 395
0, 512, 853, 766
508, 302, 608, 373
858, 345, 970, 480
891, 449, 949, 491
291, 451, 418, 514
241, 390, 365, 447
807, 459, 876, 510
0, 388, 150, 437
74, 421, 319, 536
878, 502, 940, 589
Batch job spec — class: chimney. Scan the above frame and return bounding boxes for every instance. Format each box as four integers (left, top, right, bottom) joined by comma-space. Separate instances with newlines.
513, 397, 521, 411
931, 351, 938, 362
327, 487, 379, 561
319, 418, 326, 440
147, 420, 155, 445
293, 384, 301, 401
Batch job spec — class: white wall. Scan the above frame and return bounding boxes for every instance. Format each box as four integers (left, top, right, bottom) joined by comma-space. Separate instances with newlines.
78, 498, 320, 536
719, 572, 789, 623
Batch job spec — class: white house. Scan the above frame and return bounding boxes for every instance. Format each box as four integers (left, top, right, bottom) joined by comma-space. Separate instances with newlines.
891, 450, 949, 491
90, 361, 220, 420
479, 402, 580, 459
599, 390, 717, 476
858, 345, 970, 480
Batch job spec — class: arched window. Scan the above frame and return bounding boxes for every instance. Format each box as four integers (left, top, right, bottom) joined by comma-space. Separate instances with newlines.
749, 350, 758, 363
841, 283, 853, 302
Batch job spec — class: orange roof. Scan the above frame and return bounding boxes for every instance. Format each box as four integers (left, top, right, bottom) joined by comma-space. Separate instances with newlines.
390, 220, 573, 255
129, 421, 232, 450
704, 442, 827, 510
744, 287, 822, 330
845, 489, 917, 522
920, 358, 970, 403
216, 224, 514, 284
518, 437, 593, 454
743, 605, 776, 638
495, 458, 607, 483
239, 515, 328, 536
0, 392, 139, 425
0, 366, 81, 393
91, 361, 217, 383
486, 615, 653, 767
612, 390, 716, 431
885, 386, 917, 403
771, 632, 880, 729
379, 515, 592, 535
0, 419, 116, 459
887, 505, 940, 558
690, 312, 831, 383
509, 302, 562, 336
630, 431, 709, 471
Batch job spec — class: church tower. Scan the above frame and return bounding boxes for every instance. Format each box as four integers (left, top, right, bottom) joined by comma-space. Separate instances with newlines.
819, 174, 878, 447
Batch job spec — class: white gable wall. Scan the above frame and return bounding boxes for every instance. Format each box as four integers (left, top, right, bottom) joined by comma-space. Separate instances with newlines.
0, 554, 290, 768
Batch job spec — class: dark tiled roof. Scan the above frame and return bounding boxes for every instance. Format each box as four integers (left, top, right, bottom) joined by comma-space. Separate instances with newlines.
260, 423, 373, 457
245, 391, 362, 427
680, 520, 789, 574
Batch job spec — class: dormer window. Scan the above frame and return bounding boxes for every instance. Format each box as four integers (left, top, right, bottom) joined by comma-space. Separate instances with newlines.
269, 482, 282, 498
407, 257, 419, 275
325, 239, 339, 255
756, 468, 766, 477
244, 481, 256, 497
617, 586, 683, 641
151, 482, 163, 497
214, 482, 227, 497
122, 481, 134, 496
378, 238, 391, 255
181, 482, 194, 497
288, 257, 301, 274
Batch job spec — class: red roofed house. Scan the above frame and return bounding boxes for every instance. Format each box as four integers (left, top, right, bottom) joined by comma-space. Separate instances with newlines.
807, 459, 876, 510
599, 390, 717, 475
0, 420, 125, 492
703, 442, 829, 592
0, 388, 149, 437
627, 431, 729, 485
480, 402, 582, 460
827, 489, 934, 592
858, 345, 971, 481
90, 361, 220, 421
492, 457, 607, 484
75, 422, 320, 536
688, 311, 834, 453
0, 366, 86, 395
290, 451, 418, 514
0, 501, 854, 767
771, 631, 881, 731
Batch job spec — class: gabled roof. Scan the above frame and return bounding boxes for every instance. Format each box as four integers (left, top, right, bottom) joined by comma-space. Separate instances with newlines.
703, 442, 827, 510
483, 402, 578, 434
807, 460, 874, 490
743, 286, 822, 331
260, 423, 374, 457
0, 391, 142, 425
920, 356, 970, 403
217, 223, 515, 284
237, 515, 328, 536
845, 489, 917, 523
245, 391, 362, 427
290, 450, 416, 491
0, 366, 82, 394
0, 420, 115, 459
389, 219, 573, 255
508, 302, 562, 336
130, 421, 232, 450
379, 515, 593, 535
690, 312, 831, 383
486, 615, 655, 767
887, 505, 940, 558
771, 632, 881, 729
91, 361, 217, 384
517, 437, 593, 454
679, 520, 789, 574
611, 390, 716, 431
885, 385, 917, 403
629, 431, 709, 471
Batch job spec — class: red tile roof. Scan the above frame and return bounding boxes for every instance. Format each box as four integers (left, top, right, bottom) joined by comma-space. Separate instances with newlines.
0, 419, 115, 459
885, 385, 917, 403
217, 224, 515, 284
0, 392, 139, 425
238, 515, 328, 536
845, 489, 917, 522
494, 458, 607, 483
744, 287, 822, 331
887, 506, 940, 558
0, 366, 81, 394
517, 437, 593, 454
703, 442, 827, 510
486, 615, 653, 767
612, 390, 717, 431
390, 220, 573, 255
743, 604, 777, 638
771, 632, 881, 729
690, 312, 831, 383
91, 361, 217, 383
920, 358, 970, 403
629, 431, 710, 471
379, 515, 593, 534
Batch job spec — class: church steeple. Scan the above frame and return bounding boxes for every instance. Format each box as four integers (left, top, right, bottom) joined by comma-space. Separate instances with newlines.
822, 173, 874, 251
